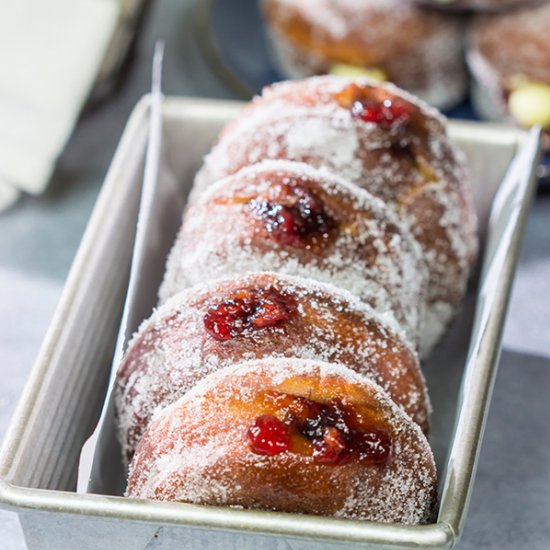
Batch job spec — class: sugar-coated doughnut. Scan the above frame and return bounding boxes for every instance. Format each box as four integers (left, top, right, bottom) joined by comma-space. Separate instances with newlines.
126, 359, 437, 524
468, 3, 550, 149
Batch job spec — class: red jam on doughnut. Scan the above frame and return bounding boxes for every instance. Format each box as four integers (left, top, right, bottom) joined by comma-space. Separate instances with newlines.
247, 393, 392, 466
203, 288, 298, 341
336, 83, 412, 132
248, 179, 336, 247
247, 415, 291, 455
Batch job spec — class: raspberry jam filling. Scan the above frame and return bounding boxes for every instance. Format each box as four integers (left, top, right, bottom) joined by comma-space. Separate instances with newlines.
247, 415, 291, 456
248, 179, 336, 247
203, 288, 297, 341
336, 83, 412, 131
247, 395, 392, 465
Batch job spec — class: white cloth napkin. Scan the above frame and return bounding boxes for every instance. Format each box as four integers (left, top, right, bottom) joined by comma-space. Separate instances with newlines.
0, 0, 123, 209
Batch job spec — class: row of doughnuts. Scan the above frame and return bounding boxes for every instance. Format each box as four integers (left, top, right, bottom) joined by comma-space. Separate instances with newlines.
262, 0, 550, 145
116, 76, 478, 524
191, 77, 478, 355
469, 3, 550, 148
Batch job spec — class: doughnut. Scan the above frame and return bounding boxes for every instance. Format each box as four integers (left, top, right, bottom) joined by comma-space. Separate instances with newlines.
261, 0, 468, 109
468, 3, 550, 149
115, 272, 429, 462
161, 160, 428, 347
126, 359, 437, 524
192, 77, 478, 355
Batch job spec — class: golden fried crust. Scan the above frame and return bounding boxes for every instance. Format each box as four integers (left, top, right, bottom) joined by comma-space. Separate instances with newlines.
126, 360, 437, 524
116, 273, 429, 463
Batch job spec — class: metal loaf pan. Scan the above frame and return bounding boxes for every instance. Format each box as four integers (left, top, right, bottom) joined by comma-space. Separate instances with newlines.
0, 96, 540, 550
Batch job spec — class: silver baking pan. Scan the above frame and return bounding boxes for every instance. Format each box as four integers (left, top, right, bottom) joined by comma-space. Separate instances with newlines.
0, 96, 540, 550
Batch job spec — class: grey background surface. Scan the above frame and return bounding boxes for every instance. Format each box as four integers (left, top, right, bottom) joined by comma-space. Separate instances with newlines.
1, 0, 549, 548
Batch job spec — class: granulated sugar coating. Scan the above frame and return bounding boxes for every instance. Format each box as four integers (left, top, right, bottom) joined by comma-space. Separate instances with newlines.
115, 272, 430, 463
426, 0, 541, 10
161, 160, 428, 348
192, 76, 478, 355
126, 359, 437, 525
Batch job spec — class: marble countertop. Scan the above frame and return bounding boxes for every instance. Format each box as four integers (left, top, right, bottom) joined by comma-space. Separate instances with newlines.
1, 1, 549, 548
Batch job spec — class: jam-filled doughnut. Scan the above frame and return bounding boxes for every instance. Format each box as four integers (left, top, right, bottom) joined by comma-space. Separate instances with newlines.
162, 160, 427, 347
262, 0, 467, 109
468, 3, 550, 149
115, 272, 429, 462
193, 77, 478, 355
126, 359, 437, 524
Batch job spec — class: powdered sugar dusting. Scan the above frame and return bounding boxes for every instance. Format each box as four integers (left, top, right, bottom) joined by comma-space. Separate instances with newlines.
126, 358, 436, 525
285, 118, 362, 170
